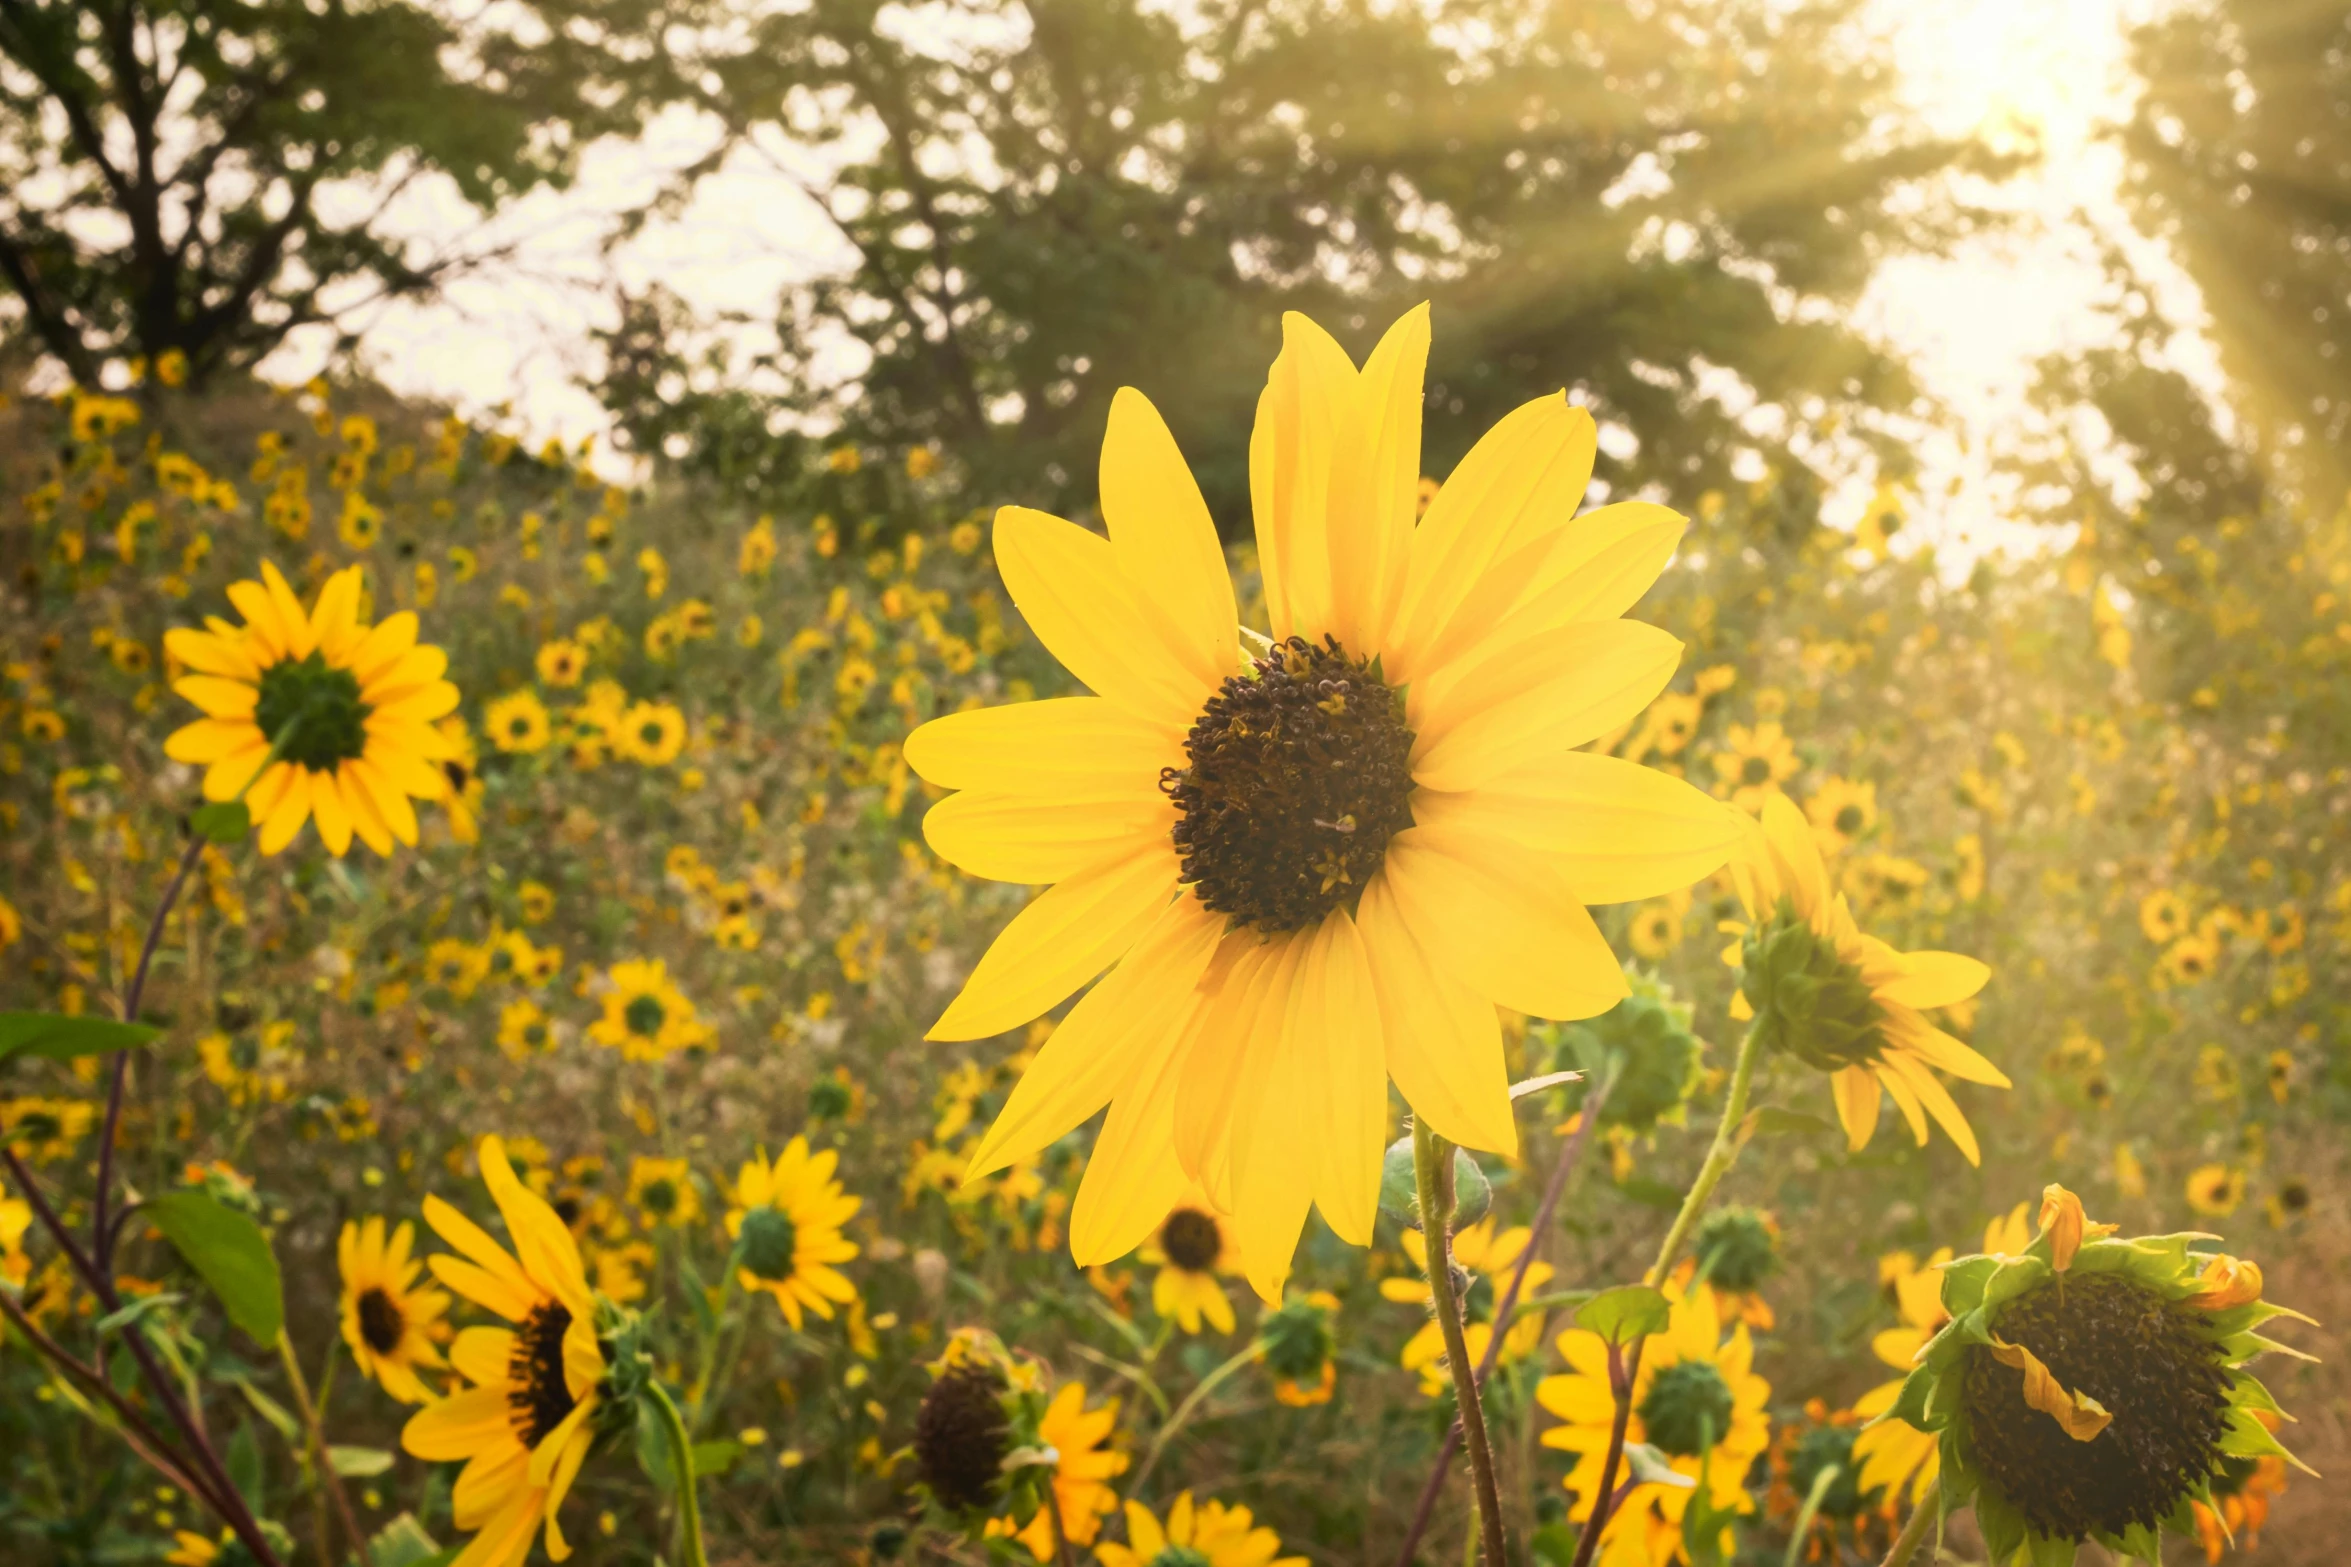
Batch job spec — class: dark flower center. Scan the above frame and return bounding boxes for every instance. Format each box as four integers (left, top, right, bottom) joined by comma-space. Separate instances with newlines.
508, 1301, 579, 1448
738, 1205, 801, 1281
254, 651, 370, 770
356, 1286, 405, 1355
1161, 636, 1415, 933
1741, 755, 1772, 785
624, 995, 667, 1036
809, 1077, 854, 1120
639, 1178, 678, 1216
914, 1363, 1012, 1513
1152, 1549, 1215, 1567
1160, 1207, 1222, 1273
1958, 1270, 2230, 1541
1835, 804, 1865, 835
1640, 1358, 1735, 1457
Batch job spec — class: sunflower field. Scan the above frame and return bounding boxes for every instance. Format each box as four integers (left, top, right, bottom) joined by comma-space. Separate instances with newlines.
1, 305, 2347, 1567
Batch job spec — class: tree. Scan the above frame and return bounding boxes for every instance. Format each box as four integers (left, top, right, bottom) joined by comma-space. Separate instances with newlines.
0, 0, 695, 386
2118, 0, 2351, 510
611, 0, 1978, 531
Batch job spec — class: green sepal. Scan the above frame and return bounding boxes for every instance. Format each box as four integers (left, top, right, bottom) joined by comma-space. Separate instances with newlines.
1972, 1485, 2029, 1564
1880, 1364, 1937, 1430
2109, 1519, 2167, 1566
2023, 1523, 2078, 1567
2203, 1296, 2320, 1342
1977, 1255, 2051, 1316
2217, 1402, 2297, 1464
1937, 1253, 2001, 1314
1934, 1426, 1975, 1510
2226, 1369, 2287, 1419
2222, 1329, 2321, 1365
190, 800, 251, 843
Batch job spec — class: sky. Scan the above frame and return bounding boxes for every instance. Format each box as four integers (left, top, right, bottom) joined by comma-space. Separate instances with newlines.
258, 0, 2202, 558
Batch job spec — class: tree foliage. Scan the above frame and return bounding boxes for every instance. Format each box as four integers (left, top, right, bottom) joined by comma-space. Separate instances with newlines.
0, 0, 694, 384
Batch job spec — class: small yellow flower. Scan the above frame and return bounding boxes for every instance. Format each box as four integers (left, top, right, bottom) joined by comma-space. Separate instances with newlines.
2184, 1163, 2245, 1217
337, 1217, 450, 1404
725, 1137, 862, 1328
626, 1157, 702, 1229
485, 690, 552, 754
535, 639, 586, 688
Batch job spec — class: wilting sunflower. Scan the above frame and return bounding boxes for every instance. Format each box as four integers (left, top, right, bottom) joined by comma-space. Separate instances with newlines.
403, 1136, 607, 1567
1140, 1196, 1239, 1334
588, 959, 708, 1060
338, 1217, 450, 1404
1381, 1218, 1551, 1397
910, 306, 1740, 1298
165, 562, 458, 855
1539, 1283, 1772, 1567
725, 1136, 861, 1328
1873, 1185, 2312, 1565
1729, 793, 2007, 1163
1097, 1492, 1308, 1567
1849, 1204, 2029, 1510
985, 1381, 1128, 1561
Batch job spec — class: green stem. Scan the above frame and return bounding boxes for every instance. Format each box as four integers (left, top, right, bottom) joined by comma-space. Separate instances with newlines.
1880, 1480, 1938, 1567
1781, 1463, 1839, 1567
1414, 1119, 1508, 1567
687, 1271, 744, 1435
1130, 1339, 1263, 1496
278, 1333, 375, 1567
648, 1381, 710, 1567
1647, 1019, 1767, 1284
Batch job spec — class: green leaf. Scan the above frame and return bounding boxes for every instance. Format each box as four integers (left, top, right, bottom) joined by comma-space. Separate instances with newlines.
353, 1514, 447, 1567
635, 1399, 675, 1491
94, 1291, 183, 1336
229, 1374, 301, 1441
690, 1439, 742, 1478
1620, 1442, 1698, 1489
190, 801, 251, 843
226, 1421, 265, 1511
145, 1190, 284, 1345
329, 1445, 397, 1477
0, 1011, 159, 1067
1574, 1284, 1670, 1346
1744, 1105, 1835, 1140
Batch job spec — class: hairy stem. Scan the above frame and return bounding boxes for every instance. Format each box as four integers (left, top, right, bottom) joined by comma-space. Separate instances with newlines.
93, 833, 205, 1269
1567, 1338, 1642, 1567
278, 1334, 375, 1567
1413, 1118, 1508, 1567
1647, 1018, 1767, 1285
1880, 1480, 1938, 1567
649, 1380, 711, 1567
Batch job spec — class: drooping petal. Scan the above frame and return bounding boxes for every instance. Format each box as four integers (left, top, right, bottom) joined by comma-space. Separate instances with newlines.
1416, 755, 1741, 904
1323, 304, 1428, 654
1830, 1065, 1881, 1153
1100, 386, 1241, 693
921, 790, 1173, 885
902, 697, 1180, 795
966, 891, 1223, 1177
927, 845, 1180, 1041
1874, 950, 1992, 1011
1250, 313, 1358, 640
1881, 1006, 2010, 1087
1382, 824, 1629, 1022
479, 1136, 593, 1314
1880, 1050, 1983, 1165
1410, 620, 1683, 793
994, 505, 1213, 730
1355, 871, 1516, 1154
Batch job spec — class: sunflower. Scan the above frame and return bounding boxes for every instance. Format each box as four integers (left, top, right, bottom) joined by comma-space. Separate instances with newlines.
338, 1217, 451, 1404
1097, 1492, 1309, 1567
2139, 888, 2189, 943
2163, 933, 2220, 985
909, 306, 1740, 1299
535, 640, 586, 688
1538, 1282, 1772, 1567
2, 1177, 33, 1288
402, 1136, 607, 1567
496, 1000, 555, 1060
1803, 775, 1877, 852
436, 715, 485, 844
624, 1157, 702, 1229
1381, 1218, 1552, 1396
1140, 1196, 1240, 1334
1728, 793, 2007, 1163
1260, 1290, 1341, 1405
1627, 903, 1681, 959
984, 1381, 1128, 1561
2186, 1163, 2246, 1217
164, 562, 458, 855
1712, 720, 1799, 812
725, 1136, 862, 1328
485, 691, 552, 754
616, 700, 686, 766
588, 959, 709, 1060
1871, 1185, 2312, 1565
1672, 1205, 1778, 1331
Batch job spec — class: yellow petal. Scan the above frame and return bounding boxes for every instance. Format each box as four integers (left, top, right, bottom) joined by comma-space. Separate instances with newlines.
1382, 823, 1629, 1022
348, 611, 421, 686
1873, 949, 1991, 1010
257, 768, 314, 854
1229, 945, 1316, 1302
1881, 1052, 1980, 1165
1174, 936, 1287, 1208
166, 717, 260, 765
994, 505, 1211, 730
310, 567, 365, 659
965, 891, 1223, 1177
902, 696, 1179, 794
311, 773, 355, 857
927, 845, 1179, 1041
921, 790, 1172, 885
1416, 756, 1741, 904
1296, 909, 1385, 1246
165, 626, 261, 681
173, 674, 259, 718
260, 561, 318, 657
2184, 1253, 2263, 1311
1410, 620, 1683, 793
1830, 1065, 1881, 1153
1987, 1337, 2112, 1441
1323, 304, 1428, 653
1356, 872, 1516, 1155
480, 1136, 592, 1315
1100, 386, 1241, 693
1880, 1006, 2011, 1087
450, 1326, 516, 1387
1758, 793, 1830, 920
1249, 312, 1357, 640
401, 1384, 515, 1461
1509, 501, 1686, 625
1388, 395, 1595, 686
1068, 1013, 1199, 1267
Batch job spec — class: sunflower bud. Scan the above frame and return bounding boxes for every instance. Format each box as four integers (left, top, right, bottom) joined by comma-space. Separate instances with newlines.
1738, 901, 1886, 1072
1540, 970, 1702, 1135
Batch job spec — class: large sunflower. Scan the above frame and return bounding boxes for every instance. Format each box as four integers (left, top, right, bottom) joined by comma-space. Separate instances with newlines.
1097, 1492, 1308, 1567
1538, 1283, 1772, 1567
909, 307, 1740, 1298
402, 1136, 606, 1567
338, 1217, 450, 1404
724, 1136, 862, 1328
1728, 793, 2007, 1162
165, 562, 459, 854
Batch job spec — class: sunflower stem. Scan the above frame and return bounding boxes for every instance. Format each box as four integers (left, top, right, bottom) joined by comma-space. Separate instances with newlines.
1130, 1338, 1262, 1496
278, 1331, 376, 1567
1782, 1462, 1840, 1567
648, 1379, 712, 1567
1647, 1017, 1768, 1286
1413, 1118, 1509, 1567
1880, 1480, 1938, 1567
